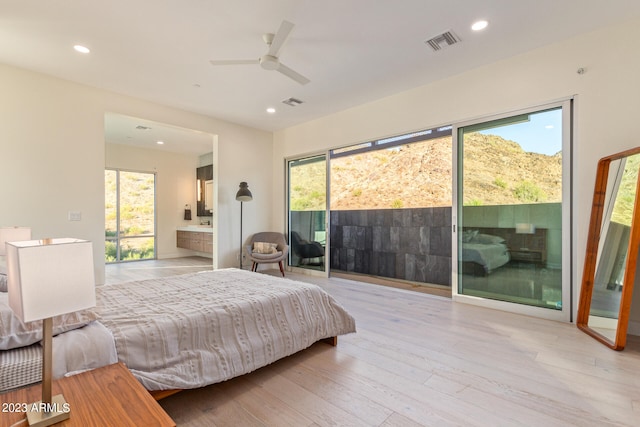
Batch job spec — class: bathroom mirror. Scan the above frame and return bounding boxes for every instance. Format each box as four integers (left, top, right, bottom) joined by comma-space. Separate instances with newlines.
197, 164, 213, 217
577, 146, 640, 350
204, 180, 213, 213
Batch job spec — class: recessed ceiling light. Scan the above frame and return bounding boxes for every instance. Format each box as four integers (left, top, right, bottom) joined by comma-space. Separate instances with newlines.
73, 45, 90, 54
156, 141, 165, 145
266, 107, 276, 114
471, 20, 488, 31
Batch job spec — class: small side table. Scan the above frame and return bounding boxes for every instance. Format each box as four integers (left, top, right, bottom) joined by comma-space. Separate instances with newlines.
509, 249, 544, 266
0, 362, 175, 427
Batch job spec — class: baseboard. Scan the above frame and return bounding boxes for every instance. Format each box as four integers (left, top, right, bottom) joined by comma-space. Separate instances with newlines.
158, 252, 212, 260
158, 252, 186, 259
628, 319, 640, 337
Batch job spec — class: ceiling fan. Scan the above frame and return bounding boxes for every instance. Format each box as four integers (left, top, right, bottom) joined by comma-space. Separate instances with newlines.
209, 20, 310, 85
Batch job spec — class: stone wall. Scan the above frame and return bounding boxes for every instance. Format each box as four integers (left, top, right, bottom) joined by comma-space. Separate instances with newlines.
329, 207, 452, 286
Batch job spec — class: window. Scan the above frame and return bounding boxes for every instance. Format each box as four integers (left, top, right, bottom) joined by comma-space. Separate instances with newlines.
105, 169, 156, 262
454, 101, 571, 320
328, 126, 453, 285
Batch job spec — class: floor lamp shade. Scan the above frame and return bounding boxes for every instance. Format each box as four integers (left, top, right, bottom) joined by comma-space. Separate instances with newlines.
6, 238, 95, 426
0, 226, 31, 256
235, 181, 253, 202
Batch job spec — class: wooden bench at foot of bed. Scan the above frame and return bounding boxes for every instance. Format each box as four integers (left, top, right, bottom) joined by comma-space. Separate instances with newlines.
148, 336, 338, 401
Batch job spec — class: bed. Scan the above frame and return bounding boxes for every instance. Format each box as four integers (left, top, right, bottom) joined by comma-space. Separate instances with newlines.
460, 230, 510, 275
0, 268, 356, 393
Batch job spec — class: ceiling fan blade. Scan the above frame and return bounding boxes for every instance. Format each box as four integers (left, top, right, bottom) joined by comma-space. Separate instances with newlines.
277, 62, 310, 85
267, 20, 294, 57
209, 59, 258, 66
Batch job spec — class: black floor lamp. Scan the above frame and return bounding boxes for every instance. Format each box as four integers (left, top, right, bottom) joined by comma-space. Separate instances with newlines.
235, 182, 253, 269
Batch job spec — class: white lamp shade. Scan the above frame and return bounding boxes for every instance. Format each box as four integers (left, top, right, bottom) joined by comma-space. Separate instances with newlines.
515, 223, 536, 234
0, 227, 31, 256
7, 238, 95, 323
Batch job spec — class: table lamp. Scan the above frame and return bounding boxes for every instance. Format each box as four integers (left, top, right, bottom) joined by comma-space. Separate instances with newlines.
7, 238, 95, 427
515, 223, 536, 250
0, 226, 31, 256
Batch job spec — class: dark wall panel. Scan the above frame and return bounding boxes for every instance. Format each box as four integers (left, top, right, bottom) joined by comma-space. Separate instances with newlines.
330, 207, 452, 286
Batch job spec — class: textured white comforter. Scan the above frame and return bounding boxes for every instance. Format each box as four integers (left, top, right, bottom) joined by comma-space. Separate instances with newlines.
95, 268, 356, 390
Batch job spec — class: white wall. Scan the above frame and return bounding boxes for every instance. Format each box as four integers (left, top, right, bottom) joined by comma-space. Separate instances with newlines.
273, 17, 640, 325
0, 63, 273, 284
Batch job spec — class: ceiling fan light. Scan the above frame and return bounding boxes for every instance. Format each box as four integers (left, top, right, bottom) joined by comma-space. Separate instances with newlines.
209, 21, 310, 85
259, 55, 279, 70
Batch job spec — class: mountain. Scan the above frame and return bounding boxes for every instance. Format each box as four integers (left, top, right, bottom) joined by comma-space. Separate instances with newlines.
291, 133, 563, 210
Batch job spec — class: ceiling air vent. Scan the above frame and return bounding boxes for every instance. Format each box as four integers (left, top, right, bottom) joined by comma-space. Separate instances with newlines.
282, 97, 304, 107
424, 31, 460, 51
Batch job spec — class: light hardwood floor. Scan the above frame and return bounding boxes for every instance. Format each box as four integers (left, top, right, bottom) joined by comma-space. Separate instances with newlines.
106, 258, 640, 426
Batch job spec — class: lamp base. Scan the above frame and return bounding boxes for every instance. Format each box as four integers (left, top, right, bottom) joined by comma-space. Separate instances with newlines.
25, 394, 70, 427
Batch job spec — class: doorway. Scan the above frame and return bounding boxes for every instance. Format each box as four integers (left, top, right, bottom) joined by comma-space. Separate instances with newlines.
287, 155, 328, 274
104, 113, 217, 269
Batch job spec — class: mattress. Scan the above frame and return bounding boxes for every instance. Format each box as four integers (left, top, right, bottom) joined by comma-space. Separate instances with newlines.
0, 321, 117, 393
96, 268, 356, 390
461, 242, 510, 273
0, 343, 41, 392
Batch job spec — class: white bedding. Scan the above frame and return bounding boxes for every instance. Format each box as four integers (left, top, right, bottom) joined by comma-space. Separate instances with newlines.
0, 321, 117, 392
461, 242, 510, 273
52, 320, 117, 379
95, 268, 356, 390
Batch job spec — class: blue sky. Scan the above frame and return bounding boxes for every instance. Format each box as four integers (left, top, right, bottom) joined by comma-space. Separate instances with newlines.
479, 109, 562, 156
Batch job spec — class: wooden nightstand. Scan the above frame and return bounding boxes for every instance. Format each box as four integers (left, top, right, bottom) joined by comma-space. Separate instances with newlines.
509, 249, 545, 266
0, 362, 175, 427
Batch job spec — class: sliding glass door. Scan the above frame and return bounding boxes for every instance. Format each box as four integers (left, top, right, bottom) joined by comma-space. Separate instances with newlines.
105, 169, 156, 263
453, 101, 571, 320
287, 155, 328, 274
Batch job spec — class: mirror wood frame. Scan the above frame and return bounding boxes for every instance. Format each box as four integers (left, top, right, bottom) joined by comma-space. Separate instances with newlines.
577, 146, 640, 350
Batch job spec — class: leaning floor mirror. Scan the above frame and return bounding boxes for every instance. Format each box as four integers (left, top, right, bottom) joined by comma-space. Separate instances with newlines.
577, 146, 640, 350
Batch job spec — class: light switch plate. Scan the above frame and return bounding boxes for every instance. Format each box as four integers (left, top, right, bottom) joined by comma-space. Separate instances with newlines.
68, 211, 82, 221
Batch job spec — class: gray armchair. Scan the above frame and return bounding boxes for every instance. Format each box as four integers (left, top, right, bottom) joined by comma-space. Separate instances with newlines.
290, 231, 325, 266
246, 232, 289, 276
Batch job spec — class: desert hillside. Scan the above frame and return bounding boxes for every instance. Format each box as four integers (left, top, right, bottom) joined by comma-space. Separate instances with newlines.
291, 133, 562, 211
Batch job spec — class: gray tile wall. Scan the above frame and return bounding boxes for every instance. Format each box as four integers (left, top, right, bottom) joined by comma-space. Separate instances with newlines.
330, 207, 452, 286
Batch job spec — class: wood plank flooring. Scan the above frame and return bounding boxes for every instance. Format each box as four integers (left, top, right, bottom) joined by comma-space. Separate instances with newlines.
105, 258, 640, 426
104, 256, 215, 284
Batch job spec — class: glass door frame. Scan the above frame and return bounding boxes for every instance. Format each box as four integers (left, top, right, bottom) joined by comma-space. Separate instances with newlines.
285, 153, 330, 278
452, 99, 573, 322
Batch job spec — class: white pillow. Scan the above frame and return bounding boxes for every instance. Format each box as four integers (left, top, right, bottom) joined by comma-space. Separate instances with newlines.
471, 233, 505, 245
462, 229, 478, 243
253, 242, 278, 254
0, 293, 99, 350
